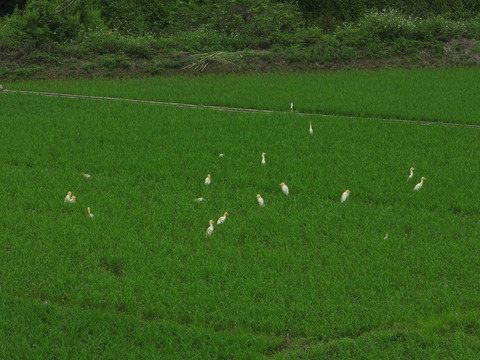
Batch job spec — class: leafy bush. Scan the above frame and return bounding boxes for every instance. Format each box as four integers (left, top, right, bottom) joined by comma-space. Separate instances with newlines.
338, 9, 480, 46
168, 29, 235, 53
174, 0, 305, 50
93, 0, 177, 35
1, 0, 479, 75
0, 0, 103, 50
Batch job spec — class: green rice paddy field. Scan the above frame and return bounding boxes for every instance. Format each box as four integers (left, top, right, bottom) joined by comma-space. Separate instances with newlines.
5, 67, 480, 124
1, 68, 480, 359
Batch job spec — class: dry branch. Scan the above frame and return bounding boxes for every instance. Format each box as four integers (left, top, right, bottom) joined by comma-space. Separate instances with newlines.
54, 0, 78, 15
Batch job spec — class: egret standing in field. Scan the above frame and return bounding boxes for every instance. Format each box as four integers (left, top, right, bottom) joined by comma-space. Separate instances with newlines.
341, 190, 350, 203
87, 207, 94, 218
217, 212, 228, 225
219, 153, 224, 157
81, 173, 91, 179
65, 193, 76, 204
205, 174, 211, 186
194, 197, 204, 202
414, 177, 426, 191
309, 121, 313, 135
261, 152, 266, 165
256, 194, 264, 207
206, 220, 214, 235
279, 182, 289, 196
384, 233, 388, 240
407, 167, 415, 181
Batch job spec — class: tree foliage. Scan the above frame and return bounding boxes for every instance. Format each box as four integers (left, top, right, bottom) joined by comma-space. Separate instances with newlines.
0, 0, 103, 50
0, 0, 479, 54
0, 0, 27, 17
2, 0, 479, 35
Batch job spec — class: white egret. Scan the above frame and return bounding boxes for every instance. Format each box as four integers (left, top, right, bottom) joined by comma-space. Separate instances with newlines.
384, 233, 388, 240
407, 167, 415, 181
341, 190, 350, 203
256, 194, 264, 207
87, 207, 94, 218
309, 121, 313, 135
261, 152, 266, 165
279, 182, 289, 196
206, 220, 214, 235
219, 154, 224, 157
81, 173, 91, 179
194, 197, 204, 202
414, 177, 426, 191
64, 191, 72, 203
205, 174, 211, 186
217, 212, 228, 225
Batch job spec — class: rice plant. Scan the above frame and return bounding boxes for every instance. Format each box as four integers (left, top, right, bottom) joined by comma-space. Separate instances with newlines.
1, 82, 480, 358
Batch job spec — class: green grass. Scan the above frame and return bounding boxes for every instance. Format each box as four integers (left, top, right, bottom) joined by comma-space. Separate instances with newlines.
0, 294, 276, 359
1, 84, 480, 358
5, 67, 480, 125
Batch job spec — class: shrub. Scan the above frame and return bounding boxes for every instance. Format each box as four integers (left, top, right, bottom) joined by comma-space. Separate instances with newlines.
0, 0, 103, 50
356, 9, 417, 41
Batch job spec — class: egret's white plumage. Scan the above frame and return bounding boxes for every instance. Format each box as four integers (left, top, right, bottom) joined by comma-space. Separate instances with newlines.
65, 192, 76, 203
279, 182, 289, 196
384, 233, 388, 240
261, 152, 266, 165
414, 177, 426, 191
206, 220, 214, 235
87, 207, 94, 218
217, 212, 228, 225
194, 197, 204, 202
407, 167, 415, 181
219, 154, 224, 157
256, 194, 264, 207
81, 173, 91, 179
309, 121, 313, 135
205, 174, 211, 186
341, 190, 350, 203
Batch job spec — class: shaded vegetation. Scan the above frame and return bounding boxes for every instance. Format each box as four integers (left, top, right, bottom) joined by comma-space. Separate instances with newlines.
0, 1, 479, 79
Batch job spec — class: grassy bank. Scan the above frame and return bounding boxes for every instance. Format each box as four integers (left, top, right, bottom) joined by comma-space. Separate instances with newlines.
1, 10, 480, 80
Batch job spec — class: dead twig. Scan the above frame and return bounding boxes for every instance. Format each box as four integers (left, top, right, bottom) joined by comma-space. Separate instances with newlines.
54, 0, 78, 15
182, 51, 232, 72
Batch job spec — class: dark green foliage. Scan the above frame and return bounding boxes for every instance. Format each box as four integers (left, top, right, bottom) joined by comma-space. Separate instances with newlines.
0, 0, 26, 16
0, 0, 104, 50
297, 0, 480, 30
0, 0, 479, 77
91, 0, 177, 35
